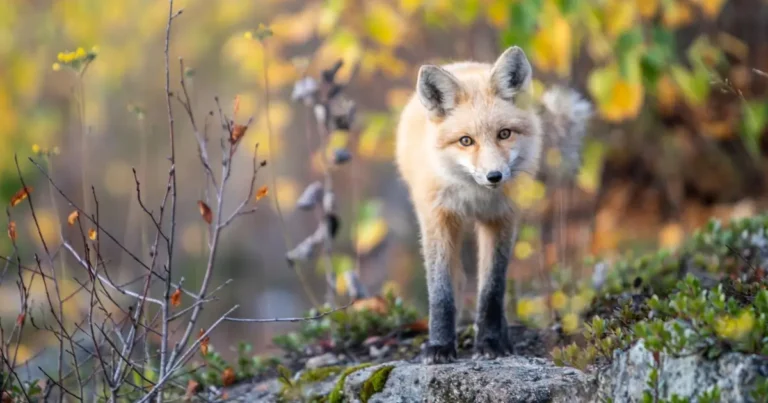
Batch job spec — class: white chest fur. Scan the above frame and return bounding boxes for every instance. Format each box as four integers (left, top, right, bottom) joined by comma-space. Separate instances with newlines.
433, 182, 514, 221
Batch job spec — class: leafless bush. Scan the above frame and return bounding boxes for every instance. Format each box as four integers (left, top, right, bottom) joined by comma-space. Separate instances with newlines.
0, 2, 360, 402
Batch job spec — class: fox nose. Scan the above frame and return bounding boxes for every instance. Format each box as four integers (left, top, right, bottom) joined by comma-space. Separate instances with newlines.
486, 171, 503, 183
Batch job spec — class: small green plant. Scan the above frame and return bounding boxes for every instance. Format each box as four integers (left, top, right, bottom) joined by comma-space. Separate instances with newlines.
272, 291, 422, 357
359, 365, 395, 403
551, 214, 768, 401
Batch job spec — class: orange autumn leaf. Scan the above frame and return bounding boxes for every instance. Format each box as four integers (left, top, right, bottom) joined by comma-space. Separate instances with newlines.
198, 201, 212, 224
7, 222, 16, 242
255, 186, 269, 201
404, 318, 428, 333
230, 124, 248, 144
10, 186, 32, 207
88, 228, 97, 241
170, 288, 182, 307
198, 328, 210, 356
184, 380, 201, 401
221, 367, 236, 386
351, 296, 389, 315
67, 210, 80, 225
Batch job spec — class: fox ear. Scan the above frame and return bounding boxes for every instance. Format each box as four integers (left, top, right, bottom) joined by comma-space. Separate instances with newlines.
490, 46, 533, 102
417, 65, 463, 119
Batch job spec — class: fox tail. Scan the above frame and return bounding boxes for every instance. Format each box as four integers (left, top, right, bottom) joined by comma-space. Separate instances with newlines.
538, 86, 594, 178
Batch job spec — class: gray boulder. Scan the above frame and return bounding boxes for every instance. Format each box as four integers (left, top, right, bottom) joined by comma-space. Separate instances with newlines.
224, 356, 595, 402
595, 341, 768, 402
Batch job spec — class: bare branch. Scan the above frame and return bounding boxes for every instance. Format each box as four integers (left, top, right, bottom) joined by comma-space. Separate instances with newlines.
224, 302, 351, 323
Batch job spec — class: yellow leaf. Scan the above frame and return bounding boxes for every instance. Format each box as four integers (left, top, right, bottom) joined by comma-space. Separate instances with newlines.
531, 7, 572, 77
609, 78, 644, 120
662, 2, 693, 29
604, 0, 637, 39
335, 274, 348, 296
659, 222, 684, 249
588, 64, 644, 122
67, 211, 80, 225
256, 185, 269, 201
269, 6, 319, 44
514, 241, 534, 260
693, 0, 726, 19
364, 0, 405, 47
550, 290, 569, 312
88, 228, 97, 241
637, 0, 659, 19
356, 218, 388, 255
486, 0, 509, 28
561, 313, 580, 334
576, 140, 606, 194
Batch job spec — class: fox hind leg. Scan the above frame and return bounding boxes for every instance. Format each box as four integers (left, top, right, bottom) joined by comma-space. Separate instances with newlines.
473, 218, 515, 359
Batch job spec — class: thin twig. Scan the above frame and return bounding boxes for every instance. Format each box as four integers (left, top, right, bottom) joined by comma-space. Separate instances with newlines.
224, 302, 351, 323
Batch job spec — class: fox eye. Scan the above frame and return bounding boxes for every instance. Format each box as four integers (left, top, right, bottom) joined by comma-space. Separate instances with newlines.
459, 136, 474, 146
498, 129, 513, 140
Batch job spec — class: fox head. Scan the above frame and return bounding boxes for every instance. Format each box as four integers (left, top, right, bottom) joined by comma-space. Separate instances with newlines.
416, 46, 542, 189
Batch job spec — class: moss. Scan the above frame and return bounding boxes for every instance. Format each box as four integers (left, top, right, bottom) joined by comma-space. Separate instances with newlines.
358, 365, 395, 403
327, 363, 374, 403
299, 365, 345, 383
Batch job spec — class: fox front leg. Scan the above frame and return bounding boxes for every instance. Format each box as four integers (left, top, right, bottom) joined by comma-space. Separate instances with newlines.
418, 210, 462, 365
473, 218, 515, 359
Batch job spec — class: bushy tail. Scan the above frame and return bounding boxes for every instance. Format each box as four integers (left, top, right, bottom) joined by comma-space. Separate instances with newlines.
538, 86, 593, 178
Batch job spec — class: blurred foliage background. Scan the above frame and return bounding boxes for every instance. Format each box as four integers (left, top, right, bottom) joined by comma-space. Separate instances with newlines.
2, 0, 768, 365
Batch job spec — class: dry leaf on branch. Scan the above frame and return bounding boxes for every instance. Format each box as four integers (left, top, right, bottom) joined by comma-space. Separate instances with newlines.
88, 228, 97, 241
255, 186, 269, 201
170, 289, 181, 307
67, 210, 79, 225
229, 124, 248, 145
221, 367, 236, 386
198, 328, 210, 356
184, 380, 201, 401
7, 222, 16, 242
10, 186, 32, 207
198, 201, 213, 224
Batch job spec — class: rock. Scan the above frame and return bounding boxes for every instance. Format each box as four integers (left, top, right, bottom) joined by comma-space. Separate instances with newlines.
223, 356, 595, 402
305, 352, 341, 369
596, 340, 768, 402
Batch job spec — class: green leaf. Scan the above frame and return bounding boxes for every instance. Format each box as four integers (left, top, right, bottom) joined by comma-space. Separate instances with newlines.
502, 0, 541, 48
739, 100, 768, 158
554, 0, 578, 15
670, 64, 709, 106
615, 27, 644, 59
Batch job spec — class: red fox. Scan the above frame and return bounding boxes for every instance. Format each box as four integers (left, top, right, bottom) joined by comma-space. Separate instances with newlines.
395, 46, 592, 364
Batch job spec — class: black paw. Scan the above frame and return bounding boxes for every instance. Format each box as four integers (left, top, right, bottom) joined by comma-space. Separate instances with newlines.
472, 333, 511, 360
421, 342, 457, 365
